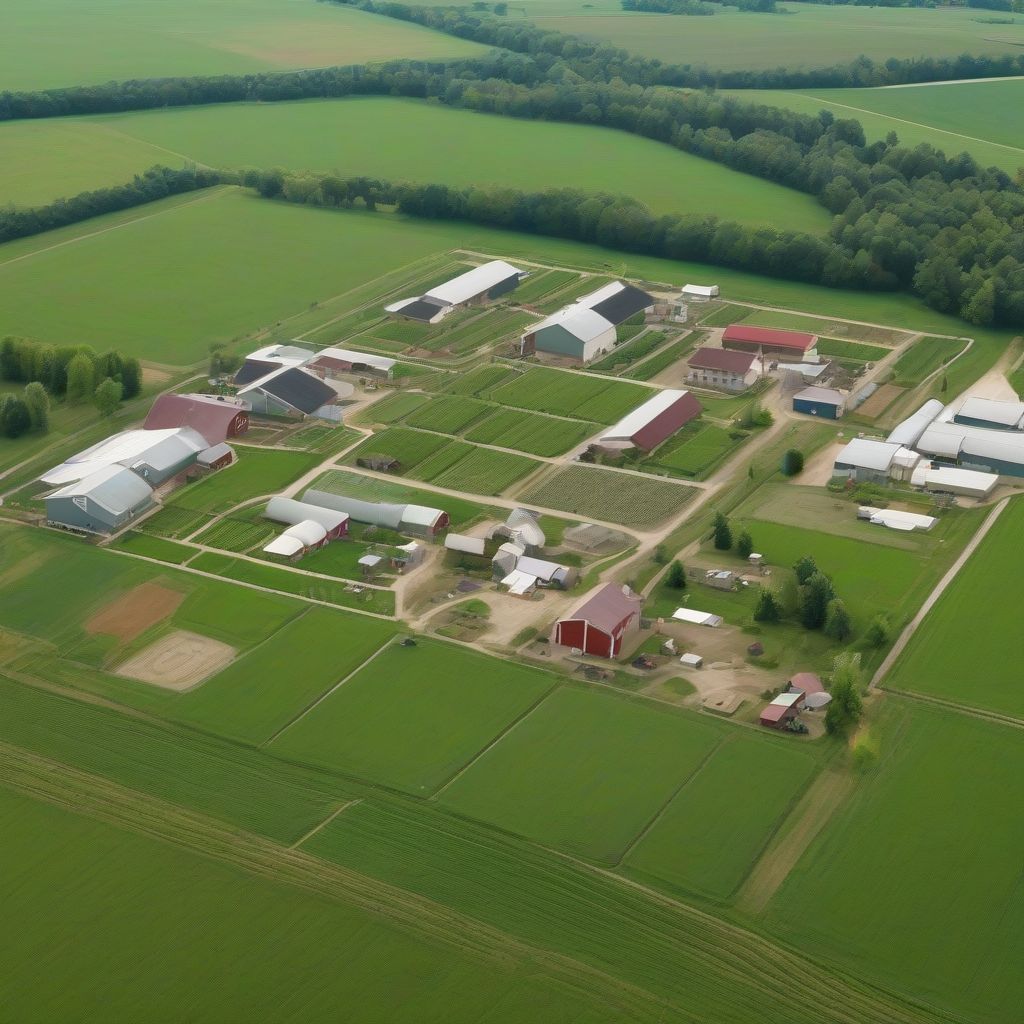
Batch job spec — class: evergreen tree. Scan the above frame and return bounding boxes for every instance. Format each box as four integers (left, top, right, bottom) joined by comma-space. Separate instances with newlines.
120, 357, 142, 399
801, 572, 835, 630
712, 512, 732, 551
22, 381, 49, 433
65, 353, 95, 404
793, 555, 818, 585
825, 653, 864, 736
824, 598, 853, 642
754, 588, 781, 623
736, 529, 754, 559
781, 448, 804, 476
93, 376, 123, 417
666, 560, 687, 590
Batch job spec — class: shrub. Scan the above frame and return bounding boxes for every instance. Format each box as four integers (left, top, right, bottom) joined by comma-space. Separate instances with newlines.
781, 448, 804, 476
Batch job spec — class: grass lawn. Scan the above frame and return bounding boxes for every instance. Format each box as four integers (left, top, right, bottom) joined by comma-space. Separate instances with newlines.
439, 686, 723, 863
0, 787, 603, 1024
271, 642, 556, 793
889, 335, 967, 387
109, 532, 196, 564
764, 702, 1024, 1023
814, 337, 893, 362
644, 423, 743, 478
623, 736, 817, 901
521, 464, 695, 527
0, 0, 485, 92
884, 496, 1024, 717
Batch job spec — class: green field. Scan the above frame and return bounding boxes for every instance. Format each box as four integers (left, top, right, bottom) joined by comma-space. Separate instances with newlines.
110, 532, 196, 564
1, 98, 831, 230
764, 703, 1024, 1022
729, 79, 1024, 178
465, 408, 596, 456
889, 335, 967, 388
0, 0, 485, 92
521, 464, 695, 527
490, 367, 652, 424
440, 686, 723, 863
405, 395, 492, 434
885, 497, 1024, 717
524, 1, 1024, 70
272, 642, 555, 792
815, 337, 892, 362
644, 423, 742, 478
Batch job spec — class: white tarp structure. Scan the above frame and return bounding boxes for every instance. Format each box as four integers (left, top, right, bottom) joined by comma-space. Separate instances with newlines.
886, 399, 944, 448
262, 519, 327, 557
672, 608, 723, 627
501, 569, 538, 596
804, 692, 832, 710
444, 533, 487, 556
910, 463, 998, 498
679, 653, 704, 668
680, 284, 718, 300
858, 506, 937, 532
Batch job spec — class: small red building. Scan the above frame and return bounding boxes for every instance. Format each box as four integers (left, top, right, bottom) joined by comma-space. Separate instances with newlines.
553, 583, 643, 659
759, 691, 805, 729
722, 324, 818, 360
144, 393, 249, 444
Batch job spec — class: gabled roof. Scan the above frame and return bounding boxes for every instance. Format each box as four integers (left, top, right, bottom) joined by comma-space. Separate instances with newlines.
527, 305, 613, 343
687, 347, 757, 373
445, 532, 487, 556
601, 389, 701, 444
233, 359, 280, 387
385, 297, 448, 323
424, 260, 522, 306
239, 366, 336, 415
198, 442, 233, 466
723, 324, 817, 352
955, 396, 1024, 428
314, 348, 396, 374
144, 393, 249, 445
789, 672, 824, 695
562, 583, 641, 634
47, 464, 153, 516
794, 386, 845, 406
834, 438, 902, 472
584, 282, 654, 325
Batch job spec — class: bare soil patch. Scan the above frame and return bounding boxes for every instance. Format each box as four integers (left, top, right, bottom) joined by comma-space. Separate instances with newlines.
85, 582, 184, 643
855, 383, 905, 419
116, 630, 237, 691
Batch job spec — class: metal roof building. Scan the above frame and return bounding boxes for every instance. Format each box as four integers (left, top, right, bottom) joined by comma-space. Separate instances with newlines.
232, 344, 314, 387
671, 607, 723, 627
723, 324, 818, 358
793, 386, 846, 420
553, 583, 643, 658
45, 465, 154, 534
444, 533, 488, 556
310, 347, 396, 379
909, 463, 998, 498
918, 420, 1024, 477
833, 438, 919, 483
599, 389, 702, 452
262, 520, 328, 560
144, 393, 250, 444
265, 497, 349, 538
857, 506, 937, 532
386, 261, 525, 323
954, 397, 1024, 431
886, 399, 945, 448
680, 284, 719, 300
237, 366, 339, 419
304, 489, 449, 538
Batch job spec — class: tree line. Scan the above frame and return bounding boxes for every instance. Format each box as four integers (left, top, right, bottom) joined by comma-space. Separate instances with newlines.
622, 0, 776, 13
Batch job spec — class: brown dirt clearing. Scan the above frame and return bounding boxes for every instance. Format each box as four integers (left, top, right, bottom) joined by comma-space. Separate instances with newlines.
116, 630, 237, 691
84, 582, 185, 643
855, 383, 905, 419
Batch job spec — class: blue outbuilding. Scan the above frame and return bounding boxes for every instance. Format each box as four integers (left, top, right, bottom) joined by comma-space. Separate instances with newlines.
793, 386, 846, 420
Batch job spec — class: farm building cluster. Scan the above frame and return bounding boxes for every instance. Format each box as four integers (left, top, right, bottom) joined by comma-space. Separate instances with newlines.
386, 260, 527, 324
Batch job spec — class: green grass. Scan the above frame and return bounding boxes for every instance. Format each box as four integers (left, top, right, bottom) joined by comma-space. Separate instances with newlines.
885, 497, 1024, 717
521, 464, 695, 527
345, 426, 453, 472
590, 330, 668, 374
271, 642, 556, 793
354, 391, 430, 426
194, 516, 275, 553
889, 335, 967, 387
623, 737, 816, 901
441, 364, 518, 397
110, 532, 196, 564
644, 423, 742, 478
815, 337, 892, 362
1, 787, 605, 1024
511, 268, 579, 304
0, 0, 486, 92
623, 335, 695, 381
439, 686, 722, 863
428, 446, 540, 496
137, 504, 212, 539
491, 367, 651, 424
764, 701, 1024, 1023
465, 408, 595, 456
404, 395, 491, 434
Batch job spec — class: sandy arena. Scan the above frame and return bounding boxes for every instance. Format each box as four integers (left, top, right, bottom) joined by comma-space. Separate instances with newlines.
116, 630, 236, 691
85, 582, 185, 643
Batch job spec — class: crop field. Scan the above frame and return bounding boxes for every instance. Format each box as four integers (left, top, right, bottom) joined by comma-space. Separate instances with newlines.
511, 269, 579, 304
815, 337, 892, 362
521, 464, 694, 527
1, 0, 486, 92
623, 738, 816, 901
110, 533, 195, 565
442, 364, 518, 398
490, 367, 651, 424
346, 427, 452, 472
17, 98, 834, 230
644, 423, 742, 479
465, 408, 595, 456
356, 392, 430, 426
439, 686, 723, 863
194, 516, 275, 554
428, 447, 540, 496
533, 275, 615, 313
885, 498, 1024, 717
590, 330, 669, 374
524, 2, 1024, 69
405, 395, 491, 434
136, 505, 211, 540
890, 335, 966, 387
764, 703, 1024, 1022
623, 335, 696, 381
271, 642, 556, 792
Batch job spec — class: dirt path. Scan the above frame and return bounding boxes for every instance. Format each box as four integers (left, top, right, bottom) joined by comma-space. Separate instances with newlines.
734, 767, 856, 916
882, 74, 1024, 88
870, 496, 1009, 689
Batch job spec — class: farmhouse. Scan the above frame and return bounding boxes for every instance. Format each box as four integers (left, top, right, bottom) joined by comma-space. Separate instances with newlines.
264, 497, 349, 539
304, 489, 449, 538
598, 389, 702, 452
686, 348, 760, 392
386, 260, 525, 323
40, 427, 207, 488
45, 465, 154, 535
917, 420, 1024, 477
910, 463, 998, 499
553, 583, 643, 658
680, 283, 719, 301
144, 393, 250, 444
954, 397, 1024, 431
759, 691, 804, 729
236, 366, 340, 420
886, 399, 945, 448
520, 281, 654, 362
722, 324, 818, 361
793, 386, 845, 420
833, 438, 920, 484
262, 520, 328, 561
309, 347, 396, 380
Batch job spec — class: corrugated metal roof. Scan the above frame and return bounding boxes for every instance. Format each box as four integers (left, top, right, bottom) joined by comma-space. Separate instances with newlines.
198, 442, 233, 466
265, 496, 348, 532
304, 490, 405, 530
444, 533, 487, 555
401, 504, 445, 528
687, 347, 757, 373
601, 389, 698, 444
794, 386, 844, 405
563, 582, 640, 634
144, 393, 249, 444
834, 438, 902, 472
526, 305, 614, 343
886, 399, 945, 447
671, 607, 722, 626
723, 324, 817, 350
956, 396, 1024, 428
587, 283, 653, 325
239, 366, 336, 414
425, 261, 523, 306
47, 464, 153, 516
315, 347, 396, 373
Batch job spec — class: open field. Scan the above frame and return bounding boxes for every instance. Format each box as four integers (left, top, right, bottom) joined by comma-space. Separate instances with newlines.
439, 686, 723, 863
491, 367, 651, 424
465, 408, 596, 457
521, 464, 695, 527
644, 423, 744, 479
523, 1, 1024, 70
764, 701, 1024, 1023
0, 0, 486, 92
885, 496, 1024, 717
1, 98, 831, 231
728, 79, 1024, 178
890, 336, 967, 388
271, 642, 556, 792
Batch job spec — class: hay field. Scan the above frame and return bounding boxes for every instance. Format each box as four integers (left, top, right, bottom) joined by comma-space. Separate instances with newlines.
1, 0, 485, 91
764, 703, 1024, 1022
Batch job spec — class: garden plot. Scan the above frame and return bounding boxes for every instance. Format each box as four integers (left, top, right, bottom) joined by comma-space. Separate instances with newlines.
116, 630, 236, 692
466, 408, 595, 457
84, 581, 185, 643
490, 367, 650, 424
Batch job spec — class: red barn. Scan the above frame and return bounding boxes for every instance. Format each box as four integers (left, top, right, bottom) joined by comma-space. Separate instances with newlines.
759, 691, 805, 729
553, 583, 643, 659
599, 389, 702, 453
144, 393, 249, 445
722, 324, 817, 359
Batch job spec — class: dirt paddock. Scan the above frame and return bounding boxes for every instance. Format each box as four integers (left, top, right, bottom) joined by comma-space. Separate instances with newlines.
85, 582, 185, 643
855, 383, 905, 420
116, 630, 236, 691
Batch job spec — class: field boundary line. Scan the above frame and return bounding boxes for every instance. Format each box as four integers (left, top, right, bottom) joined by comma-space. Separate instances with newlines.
429, 683, 562, 799
883, 688, 1024, 730
290, 798, 363, 849
261, 640, 395, 747
871, 496, 1009, 689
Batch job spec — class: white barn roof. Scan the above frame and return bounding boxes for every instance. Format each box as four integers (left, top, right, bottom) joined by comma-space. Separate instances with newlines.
444, 533, 487, 556
911, 464, 998, 496
501, 569, 538, 595
859, 506, 937, 532
834, 438, 903, 473
265, 496, 349, 532
672, 608, 723, 627
426, 261, 522, 306
886, 399, 945, 447
316, 347, 396, 374
601, 389, 689, 446
47, 464, 153, 516
956, 396, 1024, 428
263, 519, 327, 556
919, 420, 1024, 465
245, 344, 314, 367
528, 305, 614, 343
681, 284, 719, 298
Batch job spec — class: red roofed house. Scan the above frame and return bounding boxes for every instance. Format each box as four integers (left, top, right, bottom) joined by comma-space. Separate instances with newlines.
722, 324, 818, 360
686, 347, 760, 392
144, 393, 249, 445
553, 583, 643, 658
759, 691, 805, 729
598, 389, 702, 453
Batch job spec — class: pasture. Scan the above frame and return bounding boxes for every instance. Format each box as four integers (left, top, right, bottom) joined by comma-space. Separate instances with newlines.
885, 497, 1024, 717
5, 98, 830, 230
271, 642, 556, 792
764, 702, 1024, 1023
0, 0, 485, 91
521, 464, 695, 527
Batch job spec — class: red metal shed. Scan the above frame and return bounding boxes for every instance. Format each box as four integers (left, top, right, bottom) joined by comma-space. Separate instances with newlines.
722, 324, 817, 356
554, 583, 642, 658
